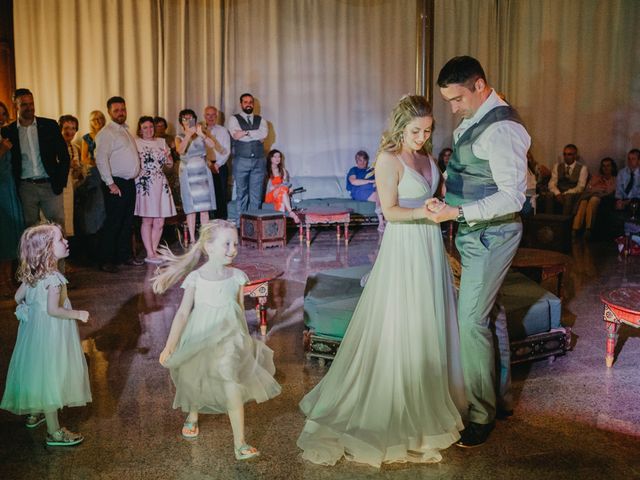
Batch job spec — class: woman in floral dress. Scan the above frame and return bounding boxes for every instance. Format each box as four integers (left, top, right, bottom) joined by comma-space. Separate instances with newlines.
134, 116, 177, 263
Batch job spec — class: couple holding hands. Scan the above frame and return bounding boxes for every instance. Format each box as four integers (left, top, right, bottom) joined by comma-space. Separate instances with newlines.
297, 56, 531, 467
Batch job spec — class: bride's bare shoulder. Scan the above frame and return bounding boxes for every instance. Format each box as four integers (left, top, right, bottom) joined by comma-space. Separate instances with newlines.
375, 151, 400, 170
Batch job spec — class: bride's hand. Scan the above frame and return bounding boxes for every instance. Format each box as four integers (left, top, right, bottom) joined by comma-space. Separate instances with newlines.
425, 198, 445, 212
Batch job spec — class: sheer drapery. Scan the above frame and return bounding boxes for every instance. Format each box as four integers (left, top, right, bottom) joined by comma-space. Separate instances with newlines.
14, 0, 160, 129
14, 0, 640, 181
222, 0, 417, 183
433, 0, 640, 170
14, 0, 416, 196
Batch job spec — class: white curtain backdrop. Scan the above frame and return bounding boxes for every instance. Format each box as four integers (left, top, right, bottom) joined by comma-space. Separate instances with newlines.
13, 0, 640, 193
14, 0, 417, 198
433, 0, 640, 172
222, 0, 417, 197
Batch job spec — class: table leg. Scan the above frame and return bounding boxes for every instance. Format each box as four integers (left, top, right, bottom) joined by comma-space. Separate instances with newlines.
344, 222, 349, 244
605, 320, 619, 368
306, 223, 311, 247
298, 222, 303, 243
336, 224, 341, 241
557, 272, 564, 298
258, 296, 268, 336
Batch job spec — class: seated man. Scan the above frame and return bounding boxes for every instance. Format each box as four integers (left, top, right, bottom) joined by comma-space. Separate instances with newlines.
346, 150, 384, 230
542, 144, 589, 215
615, 148, 640, 220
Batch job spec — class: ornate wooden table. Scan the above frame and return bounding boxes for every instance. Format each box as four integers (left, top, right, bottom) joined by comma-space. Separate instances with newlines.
298, 207, 351, 247
234, 262, 283, 336
511, 247, 572, 298
600, 288, 640, 367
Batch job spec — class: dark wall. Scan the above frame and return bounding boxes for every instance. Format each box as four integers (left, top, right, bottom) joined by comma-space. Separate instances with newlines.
0, 0, 15, 116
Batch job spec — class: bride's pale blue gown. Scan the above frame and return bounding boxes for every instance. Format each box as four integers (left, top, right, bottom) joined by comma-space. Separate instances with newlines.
298, 156, 466, 467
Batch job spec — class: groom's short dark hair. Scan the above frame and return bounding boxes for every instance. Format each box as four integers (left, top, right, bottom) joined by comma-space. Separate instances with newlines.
437, 56, 487, 89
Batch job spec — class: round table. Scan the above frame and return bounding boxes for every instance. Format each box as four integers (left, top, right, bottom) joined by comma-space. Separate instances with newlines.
600, 288, 640, 367
233, 262, 283, 335
511, 247, 572, 298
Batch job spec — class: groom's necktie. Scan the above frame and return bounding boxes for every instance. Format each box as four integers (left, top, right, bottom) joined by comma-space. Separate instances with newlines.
246, 115, 252, 128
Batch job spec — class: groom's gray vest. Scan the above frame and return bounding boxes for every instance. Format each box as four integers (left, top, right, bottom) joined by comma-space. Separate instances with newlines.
445, 105, 523, 209
233, 114, 264, 158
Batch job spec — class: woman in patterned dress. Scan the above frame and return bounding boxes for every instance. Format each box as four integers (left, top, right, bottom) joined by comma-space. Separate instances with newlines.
175, 109, 217, 245
134, 116, 177, 263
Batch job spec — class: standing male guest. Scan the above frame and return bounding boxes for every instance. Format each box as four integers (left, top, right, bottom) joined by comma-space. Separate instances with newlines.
543, 144, 588, 215
203, 106, 231, 219
95, 96, 143, 273
1, 88, 69, 228
425, 56, 531, 447
228, 93, 268, 217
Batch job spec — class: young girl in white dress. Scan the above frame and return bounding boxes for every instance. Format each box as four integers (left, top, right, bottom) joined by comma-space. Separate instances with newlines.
153, 219, 281, 460
1, 224, 91, 446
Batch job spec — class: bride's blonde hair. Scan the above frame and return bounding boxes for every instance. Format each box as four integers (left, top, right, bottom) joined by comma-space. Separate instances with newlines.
152, 219, 237, 294
377, 95, 434, 157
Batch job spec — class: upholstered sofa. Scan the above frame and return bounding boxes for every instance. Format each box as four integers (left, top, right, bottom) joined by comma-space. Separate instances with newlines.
227, 175, 378, 224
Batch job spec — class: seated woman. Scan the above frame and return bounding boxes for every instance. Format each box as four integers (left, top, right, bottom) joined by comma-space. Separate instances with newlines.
437, 147, 452, 176
346, 150, 384, 230
264, 149, 300, 223
572, 157, 617, 239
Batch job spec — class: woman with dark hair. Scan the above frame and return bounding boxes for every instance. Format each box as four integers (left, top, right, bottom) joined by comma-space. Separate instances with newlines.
0, 101, 24, 291
154, 116, 181, 213
437, 147, 452, 174
175, 109, 216, 245
264, 149, 299, 223
134, 116, 176, 262
572, 157, 618, 238
298, 95, 464, 467
58, 114, 82, 237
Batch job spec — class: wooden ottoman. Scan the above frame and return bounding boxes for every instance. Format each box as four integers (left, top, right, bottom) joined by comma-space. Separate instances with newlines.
240, 211, 286, 250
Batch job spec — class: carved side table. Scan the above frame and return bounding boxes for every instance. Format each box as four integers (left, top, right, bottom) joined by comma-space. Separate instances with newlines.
600, 288, 640, 367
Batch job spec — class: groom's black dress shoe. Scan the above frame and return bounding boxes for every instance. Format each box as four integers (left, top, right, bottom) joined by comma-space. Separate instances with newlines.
496, 408, 514, 420
456, 421, 495, 448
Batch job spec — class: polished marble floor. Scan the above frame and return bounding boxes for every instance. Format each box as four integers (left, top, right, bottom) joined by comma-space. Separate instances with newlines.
0, 226, 639, 480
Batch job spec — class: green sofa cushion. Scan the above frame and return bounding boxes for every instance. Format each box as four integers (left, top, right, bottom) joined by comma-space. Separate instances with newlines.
303, 267, 562, 342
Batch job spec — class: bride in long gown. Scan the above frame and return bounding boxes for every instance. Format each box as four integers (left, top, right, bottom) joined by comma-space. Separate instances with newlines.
297, 95, 466, 468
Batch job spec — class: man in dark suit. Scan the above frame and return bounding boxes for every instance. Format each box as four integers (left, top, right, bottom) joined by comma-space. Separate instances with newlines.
1, 88, 70, 228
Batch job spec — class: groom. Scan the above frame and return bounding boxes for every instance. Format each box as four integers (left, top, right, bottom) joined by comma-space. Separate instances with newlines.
425, 56, 530, 447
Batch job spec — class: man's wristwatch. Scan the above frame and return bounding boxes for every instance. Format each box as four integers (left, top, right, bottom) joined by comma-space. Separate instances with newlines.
456, 206, 466, 223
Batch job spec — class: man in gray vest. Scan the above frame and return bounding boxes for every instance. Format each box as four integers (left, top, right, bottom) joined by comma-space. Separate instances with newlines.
425, 56, 530, 447
543, 144, 588, 215
228, 93, 268, 217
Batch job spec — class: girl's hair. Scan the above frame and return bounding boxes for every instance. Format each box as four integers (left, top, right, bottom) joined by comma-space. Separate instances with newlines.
266, 149, 288, 181
152, 219, 237, 294
137, 116, 155, 137
377, 95, 434, 156
16, 223, 62, 286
